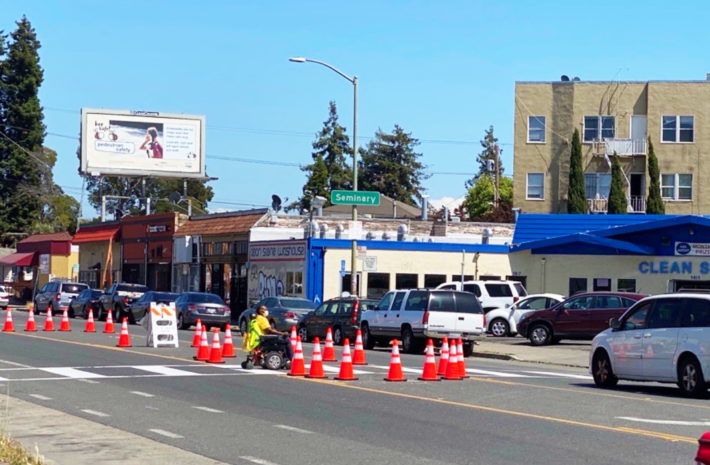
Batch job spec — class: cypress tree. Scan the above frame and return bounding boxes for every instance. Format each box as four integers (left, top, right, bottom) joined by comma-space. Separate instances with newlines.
607, 152, 627, 214
297, 154, 328, 213
646, 137, 665, 214
567, 128, 587, 213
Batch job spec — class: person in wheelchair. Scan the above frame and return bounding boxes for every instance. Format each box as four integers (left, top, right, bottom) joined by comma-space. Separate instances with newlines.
242, 305, 293, 368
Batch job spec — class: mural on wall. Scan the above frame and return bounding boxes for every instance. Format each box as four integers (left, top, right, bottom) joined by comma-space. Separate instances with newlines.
248, 263, 299, 301
248, 241, 307, 303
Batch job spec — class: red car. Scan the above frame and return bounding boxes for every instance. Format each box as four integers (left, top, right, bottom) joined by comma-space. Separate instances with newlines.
516, 292, 646, 346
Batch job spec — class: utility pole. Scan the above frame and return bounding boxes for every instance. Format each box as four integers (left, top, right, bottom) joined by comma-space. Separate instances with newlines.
494, 145, 500, 209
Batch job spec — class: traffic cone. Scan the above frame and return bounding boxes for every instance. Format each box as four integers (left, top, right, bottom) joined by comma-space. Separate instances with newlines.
84, 309, 96, 333
207, 328, 225, 364
3, 309, 15, 332
43, 306, 55, 332
193, 327, 209, 361
191, 319, 202, 348
288, 336, 306, 376
290, 326, 297, 352
305, 337, 328, 379
334, 338, 358, 381
322, 328, 336, 362
443, 339, 461, 380
104, 309, 115, 334
352, 329, 368, 365
222, 324, 236, 358
457, 339, 469, 379
59, 307, 71, 332
384, 339, 407, 382
24, 308, 37, 332
437, 337, 449, 376
116, 318, 132, 347
419, 339, 441, 381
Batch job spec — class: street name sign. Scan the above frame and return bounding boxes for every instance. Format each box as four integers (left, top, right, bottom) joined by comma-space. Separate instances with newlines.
331, 190, 381, 206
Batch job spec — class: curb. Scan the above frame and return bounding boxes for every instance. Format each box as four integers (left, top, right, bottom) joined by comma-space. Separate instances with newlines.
471, 351, 588, 369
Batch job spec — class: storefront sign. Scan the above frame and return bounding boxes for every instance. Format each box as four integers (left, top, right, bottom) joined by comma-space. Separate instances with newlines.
638, 260, 707, 275
249, 241, 306, 262
675, 242, 710, 256
39, 254, 50, 274
362, 256, 378, 272
148, 225, 168, 233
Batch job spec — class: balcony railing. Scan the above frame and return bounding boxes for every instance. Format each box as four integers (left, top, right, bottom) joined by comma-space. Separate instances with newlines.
587, 196, 646, 214
604, 138, 647, 156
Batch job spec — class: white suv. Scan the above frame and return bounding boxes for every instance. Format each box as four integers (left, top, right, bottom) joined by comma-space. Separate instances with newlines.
360, 289, 486, 355
436, 280, 528, 313
0, 285, 10, 310
590, 293, 710, 398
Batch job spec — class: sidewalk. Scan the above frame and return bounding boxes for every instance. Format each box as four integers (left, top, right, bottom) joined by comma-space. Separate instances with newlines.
473, 339, 590, 368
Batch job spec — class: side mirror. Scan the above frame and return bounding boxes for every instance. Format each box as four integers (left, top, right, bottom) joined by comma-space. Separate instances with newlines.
610, 318, 621, 330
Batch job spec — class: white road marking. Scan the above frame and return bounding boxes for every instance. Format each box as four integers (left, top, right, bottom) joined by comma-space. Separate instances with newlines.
81, 409, 109, 417
130, 391, 155, 398
367, 364, 422, 374
41, 368, 106, 379
0, 359, 32, 368
76, 379, 100, 384
523, 370, 593, 380
192, 406, 223, 413
274, 424, 313, 434
132, 366, 200, 377
149, 429, 184, 439
29, 394, 51, 400
465, 369, 534, 378
315, 364, 374, 374
617, 416, 710, 426
240, 456, 282, 465
230, 368, 286, 376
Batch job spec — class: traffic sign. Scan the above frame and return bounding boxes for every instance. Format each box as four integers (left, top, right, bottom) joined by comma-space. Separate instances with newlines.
331, 190, 381, 206
341, 260, 346, 272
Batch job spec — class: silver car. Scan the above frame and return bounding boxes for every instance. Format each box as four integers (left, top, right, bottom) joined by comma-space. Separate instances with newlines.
35, 281, 89, 317
0, 285, 10, 310
238, 297, 317, 335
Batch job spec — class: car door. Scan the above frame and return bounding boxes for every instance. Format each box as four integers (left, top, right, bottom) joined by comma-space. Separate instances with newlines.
590, 295, 626, 336
307, 302, 328, 336
553, 296, 595, 336
368, 292, 394, 335
36, 283, 50, 309
512, 296, 549, 326
382, 291, 407, 338
609, 301, 652, 378
402, 290, 428, 336
642, 297, 683, 380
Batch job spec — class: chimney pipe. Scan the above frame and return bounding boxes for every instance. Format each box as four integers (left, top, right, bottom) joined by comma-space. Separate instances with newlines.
393, 200, 397, 218
421, 197, 428, 221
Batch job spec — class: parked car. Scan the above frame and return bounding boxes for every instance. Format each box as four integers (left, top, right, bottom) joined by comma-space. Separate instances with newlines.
35, 281, 89, 318
517, 292, 646, 346
436, 280, 528, 312
98, 283, 150, 323
590, 293, 710, 398
69, 289, 104, 319
129, 291, 179, 322
0, 285, 10, 310
238, 296, 317, 335
360, 289, 485, 355
175, 292, 230, 330
297, 297, 378, 345
485, 293, 565, 337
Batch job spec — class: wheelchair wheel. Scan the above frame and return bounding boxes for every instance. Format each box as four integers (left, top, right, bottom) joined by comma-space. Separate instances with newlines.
262, 352, 284, 370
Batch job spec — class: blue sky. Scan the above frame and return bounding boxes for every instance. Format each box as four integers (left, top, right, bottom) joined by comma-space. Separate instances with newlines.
3, 0, 710, 216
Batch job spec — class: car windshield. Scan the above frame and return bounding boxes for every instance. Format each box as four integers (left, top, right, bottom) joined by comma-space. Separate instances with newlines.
189, 294, 224, 304
117, 284, 149, 293
280, 299, 316, 310
61, 283, 88, 293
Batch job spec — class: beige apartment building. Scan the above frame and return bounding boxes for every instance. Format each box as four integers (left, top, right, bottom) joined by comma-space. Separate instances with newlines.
513, 77, 710, 214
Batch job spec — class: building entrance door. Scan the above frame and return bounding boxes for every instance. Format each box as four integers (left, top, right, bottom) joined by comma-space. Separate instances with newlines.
629, 173, 645, 213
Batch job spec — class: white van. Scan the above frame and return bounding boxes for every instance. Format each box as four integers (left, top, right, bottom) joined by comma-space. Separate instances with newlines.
436, 280, 528, 312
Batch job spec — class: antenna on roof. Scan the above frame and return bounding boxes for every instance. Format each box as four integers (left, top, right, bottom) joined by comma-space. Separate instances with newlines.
271, 195, 282, 212
561, 75, 570, 81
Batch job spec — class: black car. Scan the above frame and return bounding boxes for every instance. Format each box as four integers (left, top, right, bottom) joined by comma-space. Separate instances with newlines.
129, 291, 179, 322
69, 289, 104, 319
98, 283, 150, 323
298, 297, 378, 345
175, 292, 230, 330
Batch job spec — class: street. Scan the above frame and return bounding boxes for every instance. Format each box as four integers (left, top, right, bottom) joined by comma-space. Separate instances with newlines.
0, 310, 702, 464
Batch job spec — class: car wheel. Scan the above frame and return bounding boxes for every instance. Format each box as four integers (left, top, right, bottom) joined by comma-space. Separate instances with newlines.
114, 306, 123, 323
490, 318, 510, 337
462, 343, 473, 358
529, 324, 551, 346
592, 351, 618, 389
240, 319, 248, 336
177, 312, 190, 330
678, 356, 707, 398
401, 327, 422, 354
297, 325, 309, 343
98, 304, 106, 321
361, 323, 375, 350
333, 327, 343, 346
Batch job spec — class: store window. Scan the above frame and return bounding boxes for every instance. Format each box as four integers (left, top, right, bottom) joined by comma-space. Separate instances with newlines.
367, 273, 390, 299
340, 273, 361, 296
617, 278, 636, 293
593, 278, 612, 292
569, 278, 587, 296
396, 273, 418, 290
286, 271, 303, 295
424, 274, 446, 289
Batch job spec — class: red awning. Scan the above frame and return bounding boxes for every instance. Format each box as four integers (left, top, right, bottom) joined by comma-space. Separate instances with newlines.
0, 252, 36, 267
72, 227, 119, 244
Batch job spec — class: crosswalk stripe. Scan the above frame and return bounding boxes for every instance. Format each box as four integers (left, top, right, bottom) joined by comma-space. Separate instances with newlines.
523, 371, 593, 380
132, 366, 200, 377
41, 368, 106, 379
310, 364, 373, 375
465, 369, 535, 378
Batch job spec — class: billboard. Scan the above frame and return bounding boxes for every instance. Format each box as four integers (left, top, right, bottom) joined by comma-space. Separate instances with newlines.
80, 109, 206, 179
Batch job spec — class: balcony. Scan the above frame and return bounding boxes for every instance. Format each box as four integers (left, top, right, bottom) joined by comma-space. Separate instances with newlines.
604, 138, 647, 156
587, 196, 646, 214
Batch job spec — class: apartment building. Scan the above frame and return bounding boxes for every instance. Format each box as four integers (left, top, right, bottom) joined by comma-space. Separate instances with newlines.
513, 76, 710, 214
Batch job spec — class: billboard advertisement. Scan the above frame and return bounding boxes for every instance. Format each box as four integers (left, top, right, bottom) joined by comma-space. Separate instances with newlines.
80, 109, 206, 178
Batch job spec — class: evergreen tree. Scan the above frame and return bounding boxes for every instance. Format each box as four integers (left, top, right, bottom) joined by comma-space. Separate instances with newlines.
467, 126, 503, 187
607, 152, 627, 214
297, 154, 328, 212
462, 174, 514, 221
359, 125, 429, 206
646, 138, 665, 214
567, 128, 587, 213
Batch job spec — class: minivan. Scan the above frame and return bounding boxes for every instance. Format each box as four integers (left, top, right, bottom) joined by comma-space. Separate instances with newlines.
35, 281, 89, 317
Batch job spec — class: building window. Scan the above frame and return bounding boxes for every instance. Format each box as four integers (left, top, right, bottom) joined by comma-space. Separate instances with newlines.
424, 274, 446, 289
367, 273, 391, 299
593, 278, 612, 292
583, 116, 615, 142
585, 173, 611, 199
661, 174, 693, 201
617, 278, 636, 292
340, 273, 361, 296
234, 241, 248, 255
396, 273, 418, 290
662, 116, 694, 143
569, 278, 587, 296
528, 116, 546, 143
286, 271, 303, 295
526, 173, 545, 200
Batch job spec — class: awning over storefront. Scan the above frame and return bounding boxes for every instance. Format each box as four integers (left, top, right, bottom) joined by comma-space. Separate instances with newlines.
0, 252, 37, 267
72, 226, 119, 244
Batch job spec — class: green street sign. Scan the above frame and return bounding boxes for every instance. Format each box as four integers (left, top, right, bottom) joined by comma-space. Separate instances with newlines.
331, 190, 381, 206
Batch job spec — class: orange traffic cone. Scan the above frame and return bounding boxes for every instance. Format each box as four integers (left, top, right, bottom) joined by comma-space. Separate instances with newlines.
222, 324, 236, 358
59, 307, 71, 332
43, 306, 55, 332
24, 308, 37, 332
322, 328, 336, 362
443, 338, 461, 380
191, 319, 202, 347
84, 309, 96, 333
207, 328, 225, 364
116, 318, 132, 347
104, 309, 115, 334
419, 339, 440, 381
384, 339, 407, 382
352, 329, 368, 365
335, 338, 358, 381
290, 326, 297, 352
305, 337, 328, 379
437, 337, 449, 376
457, 339, 469, 378
3, 309, 15, 332
194, 327, 209, 361
288, 336, 306, 376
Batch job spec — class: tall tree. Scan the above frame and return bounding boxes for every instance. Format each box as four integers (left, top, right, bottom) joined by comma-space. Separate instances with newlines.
567, 128, 587, 213
607, 152, 627, 214
467, 126, 503, 187
462, 174, 514, 221
646, 138, 665, 214
359, 125, 429, 206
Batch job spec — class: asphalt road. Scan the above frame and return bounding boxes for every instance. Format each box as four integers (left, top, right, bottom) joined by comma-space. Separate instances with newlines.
0, 311, 704, 464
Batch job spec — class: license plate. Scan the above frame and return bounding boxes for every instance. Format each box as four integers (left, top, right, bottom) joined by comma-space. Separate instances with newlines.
448, 333, 461, 338
207, 309, 216, 314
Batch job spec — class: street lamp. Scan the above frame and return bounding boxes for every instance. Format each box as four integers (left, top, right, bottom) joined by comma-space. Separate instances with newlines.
290, 56, 359, 296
